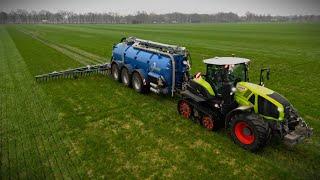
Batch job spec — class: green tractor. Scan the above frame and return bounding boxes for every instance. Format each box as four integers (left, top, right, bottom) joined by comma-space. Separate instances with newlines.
178, 57, 313, 151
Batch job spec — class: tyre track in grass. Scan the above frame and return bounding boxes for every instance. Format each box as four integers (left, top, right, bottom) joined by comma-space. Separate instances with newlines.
17, 28, 92, 65
2, 27, 82, 178
60, 44, 108, 64
17, 27, 108, 66
21, 25, 111, 63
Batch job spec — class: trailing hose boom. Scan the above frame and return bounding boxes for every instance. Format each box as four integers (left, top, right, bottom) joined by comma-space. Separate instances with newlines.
35, 63, 110, 82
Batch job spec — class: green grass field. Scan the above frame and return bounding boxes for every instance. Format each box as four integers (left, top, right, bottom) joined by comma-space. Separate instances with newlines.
1, 23, 320, 179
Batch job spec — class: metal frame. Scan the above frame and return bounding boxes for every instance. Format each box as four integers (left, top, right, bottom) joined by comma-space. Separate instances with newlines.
35, 63, 110, 82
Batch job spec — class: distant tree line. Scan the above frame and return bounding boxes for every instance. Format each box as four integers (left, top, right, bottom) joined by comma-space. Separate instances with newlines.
0, 10, 319, 24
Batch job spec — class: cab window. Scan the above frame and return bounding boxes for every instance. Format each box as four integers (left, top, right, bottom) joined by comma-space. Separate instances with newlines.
258, 96, 279, 118
248, 94, 255, 105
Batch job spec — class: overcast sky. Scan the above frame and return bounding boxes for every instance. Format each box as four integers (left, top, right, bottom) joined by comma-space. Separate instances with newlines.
1, 0, 319, 15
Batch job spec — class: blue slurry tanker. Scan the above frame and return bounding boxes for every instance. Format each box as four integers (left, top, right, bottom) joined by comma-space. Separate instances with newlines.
110, 37, 191, 96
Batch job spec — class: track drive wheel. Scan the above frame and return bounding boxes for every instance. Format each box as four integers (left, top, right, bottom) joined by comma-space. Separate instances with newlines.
201, 115, 218, 131
178, 100, 192, 119
230, 113, 270, 152
111, 63, 121, 82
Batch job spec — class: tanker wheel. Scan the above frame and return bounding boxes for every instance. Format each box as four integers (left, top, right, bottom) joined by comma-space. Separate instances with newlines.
132, 72, 144, 93
111, 63, 121, 82
201, 115, 217, 131
230, 113, 269, 152
121, 68, 131, 87
178, 100, 192, 119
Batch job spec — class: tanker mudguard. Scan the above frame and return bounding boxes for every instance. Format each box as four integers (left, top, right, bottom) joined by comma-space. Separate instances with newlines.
111, 59, 124, 69
122, 64, 134, 74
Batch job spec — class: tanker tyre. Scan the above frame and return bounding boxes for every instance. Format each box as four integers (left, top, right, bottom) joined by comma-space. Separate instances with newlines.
121, 68, 131, 87
230, 113, 269, 152
132, 72, 144, 93
111, 63, 121, 82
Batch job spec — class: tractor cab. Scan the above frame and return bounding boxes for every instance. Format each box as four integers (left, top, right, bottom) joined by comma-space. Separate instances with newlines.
187, 57, 250, 105
203, 57, 250, 97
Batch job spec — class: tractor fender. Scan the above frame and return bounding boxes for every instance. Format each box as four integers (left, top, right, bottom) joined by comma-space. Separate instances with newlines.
225, 105, 254, 129
132, 69, 149, 86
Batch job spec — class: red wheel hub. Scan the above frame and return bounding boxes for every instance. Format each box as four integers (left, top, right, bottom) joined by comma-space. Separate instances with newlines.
234, 122, 255, 145
179, 101, 191, 119
202, 116, 214, 130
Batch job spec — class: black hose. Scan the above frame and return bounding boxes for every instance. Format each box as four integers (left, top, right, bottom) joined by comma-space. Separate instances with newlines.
120, 37, 126, 43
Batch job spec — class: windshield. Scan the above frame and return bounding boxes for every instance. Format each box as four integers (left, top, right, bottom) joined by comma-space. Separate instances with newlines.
226, 64, 247, 82
206, 64, 247, 83
206, 63, 247, 95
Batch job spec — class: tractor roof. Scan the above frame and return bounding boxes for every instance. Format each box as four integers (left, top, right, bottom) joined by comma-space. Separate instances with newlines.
203, 57, 250, 65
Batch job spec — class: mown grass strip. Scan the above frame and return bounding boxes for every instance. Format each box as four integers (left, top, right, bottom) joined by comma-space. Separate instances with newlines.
10, 26, 85, 178
1, 27, 50, 178
1, 26, 82, 178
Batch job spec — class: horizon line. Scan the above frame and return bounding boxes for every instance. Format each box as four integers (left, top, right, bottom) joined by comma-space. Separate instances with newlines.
1, 9, 320, 17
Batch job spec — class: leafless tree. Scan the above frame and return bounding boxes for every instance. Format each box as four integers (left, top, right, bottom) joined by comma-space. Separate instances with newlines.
0, 10, 319, 24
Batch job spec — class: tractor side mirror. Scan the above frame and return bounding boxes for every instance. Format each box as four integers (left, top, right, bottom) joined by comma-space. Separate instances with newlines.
259, 67, 271, 86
